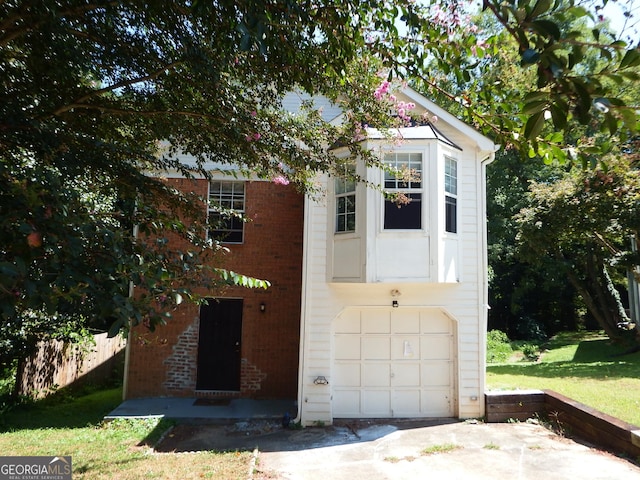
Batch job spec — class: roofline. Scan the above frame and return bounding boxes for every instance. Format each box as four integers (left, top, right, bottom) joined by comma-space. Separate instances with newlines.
400, 86, 499, 153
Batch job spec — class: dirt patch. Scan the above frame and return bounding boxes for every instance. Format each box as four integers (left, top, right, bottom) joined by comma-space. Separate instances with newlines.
156, 420, 288, 452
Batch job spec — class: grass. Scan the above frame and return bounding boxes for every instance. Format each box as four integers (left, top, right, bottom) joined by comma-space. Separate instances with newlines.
421, 443, 462, 455
483, 443, 500, 450
487, 331, 640, 427
0, 386, 252, 480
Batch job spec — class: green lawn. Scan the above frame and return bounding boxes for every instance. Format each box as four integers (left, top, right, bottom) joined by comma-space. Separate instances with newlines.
0, 387, 252, 480
487, 331, 640, 427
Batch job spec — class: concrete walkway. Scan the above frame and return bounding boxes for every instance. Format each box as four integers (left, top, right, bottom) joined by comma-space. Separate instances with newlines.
105, 397, 297, 423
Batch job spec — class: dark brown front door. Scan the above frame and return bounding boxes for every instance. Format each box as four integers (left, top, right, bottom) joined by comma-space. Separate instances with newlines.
196, 298, 243, 391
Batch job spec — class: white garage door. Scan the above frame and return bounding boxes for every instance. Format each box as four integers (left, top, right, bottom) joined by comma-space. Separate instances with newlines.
332, 308, 455, 418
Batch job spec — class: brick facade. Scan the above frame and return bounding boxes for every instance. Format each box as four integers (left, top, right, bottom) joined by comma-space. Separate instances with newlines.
125, 178, 304, 400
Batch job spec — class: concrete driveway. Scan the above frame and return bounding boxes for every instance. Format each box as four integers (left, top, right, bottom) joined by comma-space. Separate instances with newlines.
156, 418, 640, 479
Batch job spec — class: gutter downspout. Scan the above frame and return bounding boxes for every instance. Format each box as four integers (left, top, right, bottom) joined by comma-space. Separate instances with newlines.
478, 147, 498, 417
295, 194, 312, 424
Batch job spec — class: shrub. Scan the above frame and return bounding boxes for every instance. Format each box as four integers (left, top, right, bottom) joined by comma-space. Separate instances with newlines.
521, 343, 540, 362
515, 316, 547, 342
487, 330, 513, 363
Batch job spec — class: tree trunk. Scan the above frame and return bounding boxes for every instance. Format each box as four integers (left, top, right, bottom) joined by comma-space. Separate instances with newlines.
563, 249, 635, 345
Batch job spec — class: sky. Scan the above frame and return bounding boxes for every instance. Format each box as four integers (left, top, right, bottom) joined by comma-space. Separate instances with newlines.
462, 0, 640, 41
599, 0, 640, 40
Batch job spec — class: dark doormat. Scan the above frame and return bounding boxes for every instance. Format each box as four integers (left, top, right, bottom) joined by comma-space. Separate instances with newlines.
193, 398, 232, 406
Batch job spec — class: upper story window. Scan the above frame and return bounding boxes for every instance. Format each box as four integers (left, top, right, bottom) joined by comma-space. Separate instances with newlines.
335, 167, 356, 233
208, 180, 245, 243
445, 156, 457, 234
383, 152, 422, 230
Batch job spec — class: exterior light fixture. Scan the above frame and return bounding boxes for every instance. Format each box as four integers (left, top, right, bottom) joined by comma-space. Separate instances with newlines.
260, 302, 266, 312
392, 300, 399, 308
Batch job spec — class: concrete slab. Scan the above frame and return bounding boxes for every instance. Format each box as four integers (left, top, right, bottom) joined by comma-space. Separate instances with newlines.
105, 397, 297, 423
156, 418, 640, 480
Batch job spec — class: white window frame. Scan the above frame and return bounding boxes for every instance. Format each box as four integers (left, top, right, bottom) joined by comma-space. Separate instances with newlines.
335, 164, 356, 233
208, 180, 245, 243
383, 152, 423, 230
444, 156, 457, 234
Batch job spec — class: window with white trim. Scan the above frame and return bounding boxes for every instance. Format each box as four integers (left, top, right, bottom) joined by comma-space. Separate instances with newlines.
445, 156, 457, 234
335, 167, 356, 233
208, 181, 245, 243
383, 152, 422, 230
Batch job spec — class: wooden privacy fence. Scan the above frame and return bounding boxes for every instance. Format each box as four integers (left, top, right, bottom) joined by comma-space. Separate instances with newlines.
17, 332, 126, 398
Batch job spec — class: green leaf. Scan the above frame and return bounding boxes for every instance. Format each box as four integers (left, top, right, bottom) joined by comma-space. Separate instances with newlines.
522, 100, 548, 115
523, 91, 548, 103
549, 103, 567, 130
604, 112, 618, 135
530, 20, 561, 40
620, 109, 638, 132
620, 49, 640, 69
529, 0, 552, 19
524, 111, 546, 140
108, 318, 124, 338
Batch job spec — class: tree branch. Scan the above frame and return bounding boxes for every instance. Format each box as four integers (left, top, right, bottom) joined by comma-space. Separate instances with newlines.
50, 61, 184, 117
0, 1, 120, 48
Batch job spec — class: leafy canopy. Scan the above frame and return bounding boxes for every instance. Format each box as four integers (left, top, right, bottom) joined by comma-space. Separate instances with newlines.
0, 0, 638, 367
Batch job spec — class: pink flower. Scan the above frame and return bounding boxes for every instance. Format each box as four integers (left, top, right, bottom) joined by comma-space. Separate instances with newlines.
272, 175, 290, 185
253, 132, 261, 141
250, 110, 257, 117
374, 80, 391, 99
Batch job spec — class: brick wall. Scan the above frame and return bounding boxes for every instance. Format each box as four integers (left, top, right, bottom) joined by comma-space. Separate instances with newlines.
125, 178, 304, 399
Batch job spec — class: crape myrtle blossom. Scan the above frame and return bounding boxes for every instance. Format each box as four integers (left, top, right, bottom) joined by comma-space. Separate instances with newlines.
272, 162, 290, 185
272, 174, 290, 185
373, 78, 416, 125
429, 0, 487, 57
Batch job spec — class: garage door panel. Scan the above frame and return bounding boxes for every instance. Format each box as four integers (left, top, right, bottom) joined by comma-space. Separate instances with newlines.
394, 390, 421, 414
421, 389, 451, 416
363, 390, 390, 415
392, 313, 420, 333
420, 312, 451, 333
335, 336, 360, 360
334, 363, 360, 387
334, 390, 361, 416
391, 337, 420, 359
391, 363, 420, 386
335, 311, 361, 333
421, 362, 452, 386
363, 363, 390, 386
362, 337, 390, 359
420, 336, 451, 360
362, 311, 390, 333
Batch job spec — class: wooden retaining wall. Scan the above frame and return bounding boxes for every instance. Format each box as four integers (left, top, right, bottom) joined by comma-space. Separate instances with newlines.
17, 332, 126, 398
485, 390, 546, 422
486, 390, 640, 460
